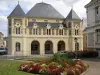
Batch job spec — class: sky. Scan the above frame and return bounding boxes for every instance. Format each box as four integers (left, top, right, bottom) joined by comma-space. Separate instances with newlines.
0, 0, 91, 36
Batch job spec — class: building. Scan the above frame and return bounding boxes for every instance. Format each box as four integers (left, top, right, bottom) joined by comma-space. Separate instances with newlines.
85, 0, 100, 51
0, 32, 6, 48
83, 32, 88, 50
8, 2, 83, 56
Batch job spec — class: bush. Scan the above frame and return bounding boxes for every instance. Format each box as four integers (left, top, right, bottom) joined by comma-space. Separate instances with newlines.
82, 50, 98, 58
57, 50, 99, 59
0, 51, 7, 55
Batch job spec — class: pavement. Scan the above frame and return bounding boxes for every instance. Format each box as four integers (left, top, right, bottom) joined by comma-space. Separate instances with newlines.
82, 58, 100, 75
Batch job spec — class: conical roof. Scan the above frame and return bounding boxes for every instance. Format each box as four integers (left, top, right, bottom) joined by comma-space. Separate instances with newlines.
66, 9, 81, 20
8, 4, 25, 18
26, 2, 64, 19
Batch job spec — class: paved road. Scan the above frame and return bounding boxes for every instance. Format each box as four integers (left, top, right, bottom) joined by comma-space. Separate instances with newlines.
83, 58, 100, 75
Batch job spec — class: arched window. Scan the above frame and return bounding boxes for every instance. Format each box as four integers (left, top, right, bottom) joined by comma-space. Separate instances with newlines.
16, 42, 20, 51
75, 42, 79, 51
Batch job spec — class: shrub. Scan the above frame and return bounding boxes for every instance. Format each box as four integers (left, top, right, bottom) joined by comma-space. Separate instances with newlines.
19, 59, 89, 75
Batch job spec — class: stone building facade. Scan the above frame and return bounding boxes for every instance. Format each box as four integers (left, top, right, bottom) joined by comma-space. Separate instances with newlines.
85, 0, 100, 51
0, 32, 6, 48
8, 2, 83, 56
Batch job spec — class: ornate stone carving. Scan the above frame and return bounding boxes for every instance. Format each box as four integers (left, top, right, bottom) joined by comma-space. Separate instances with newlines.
14, 19, 22, 27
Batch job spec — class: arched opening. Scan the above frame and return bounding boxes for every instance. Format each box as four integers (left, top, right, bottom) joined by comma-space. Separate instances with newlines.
75, 42, 79, 51
45, 41, 53, 54
58, 41, 65, 51
16, 42, 20, 51
31, 41, 40, 55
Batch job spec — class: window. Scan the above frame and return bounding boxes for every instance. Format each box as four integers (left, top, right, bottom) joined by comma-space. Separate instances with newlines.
68, 22, 71, 28
75, 30, 79, 35
69, 30, 71, 35
29, 28, 32, 35
16, 42, 20, 51
16, 27, 20, 34
75, 42, 79, 51
25, 28, 27, 34
64, 29, 67, 35
95, 6, 99, 14
9, 27, 11, 35
47, 29, 51, 35
56, 29, 58, 35
8, 19, 11, 26
96, 29, 100, 43
33, 29, 38, 35
43, 29, 46, 35
36, 29, 37, 35
45, 44, 51, 51
52, 29, 54, 35
39, 28, 41, 35
33, 29, 35, 35
59, 29, 63, 35
77, 30, 79, 35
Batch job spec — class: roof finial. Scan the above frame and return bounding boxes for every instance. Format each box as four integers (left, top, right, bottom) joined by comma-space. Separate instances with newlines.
18, 1, 19, 4
71, 4, 74, 9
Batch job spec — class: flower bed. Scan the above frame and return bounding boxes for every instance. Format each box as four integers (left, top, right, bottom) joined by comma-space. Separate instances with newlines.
19, 59, 89, 75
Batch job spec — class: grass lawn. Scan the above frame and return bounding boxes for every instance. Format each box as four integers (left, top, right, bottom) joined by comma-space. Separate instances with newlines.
0, 60, 39, 75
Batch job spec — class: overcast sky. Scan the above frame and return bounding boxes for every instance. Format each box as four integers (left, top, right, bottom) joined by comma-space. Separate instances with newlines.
0, 0, 91, 36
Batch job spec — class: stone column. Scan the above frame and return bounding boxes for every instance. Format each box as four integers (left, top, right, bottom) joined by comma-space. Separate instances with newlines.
40, 40, 45, 55
53, 41, 57, 53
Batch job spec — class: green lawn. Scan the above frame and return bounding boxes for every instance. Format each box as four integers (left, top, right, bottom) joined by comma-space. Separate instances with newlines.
0, 60, 39, 75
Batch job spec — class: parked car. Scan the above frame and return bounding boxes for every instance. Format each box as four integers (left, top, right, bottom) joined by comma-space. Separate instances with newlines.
0, 48, 7, 55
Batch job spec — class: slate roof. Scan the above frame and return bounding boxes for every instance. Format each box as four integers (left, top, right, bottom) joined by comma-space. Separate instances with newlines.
66, 9, 81, 20
8, 4, 25, 18
26, 2, 64, 19
28, 22, 62, 28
